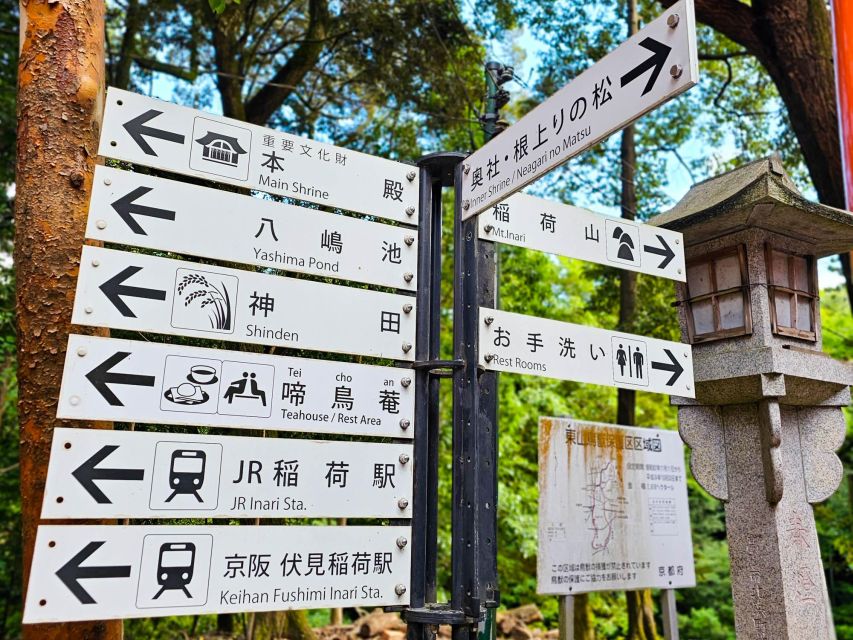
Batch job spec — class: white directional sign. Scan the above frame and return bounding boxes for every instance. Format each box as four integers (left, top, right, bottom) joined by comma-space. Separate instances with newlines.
99, 88, 418, 224
461, 0, 698, 217
478, 193, 685, 282
42, 428, 412, 520
72, 246, 416, 361
58, 335, 413, 438
24, 524, 410, 623
89, 166, 418, 291
538, 417, 695, 594
480, 308, 694, 397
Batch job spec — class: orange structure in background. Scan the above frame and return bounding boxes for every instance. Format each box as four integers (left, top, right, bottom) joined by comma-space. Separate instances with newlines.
833, 0, 853, 205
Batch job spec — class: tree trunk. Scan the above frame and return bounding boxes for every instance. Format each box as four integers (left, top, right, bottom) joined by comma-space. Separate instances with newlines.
16, 1, 118, 639
253, 610, 318, 640
111, 0, 141, 90
621, 2, 658, 638
625, 591, 659, 640
573, 593, 594, 640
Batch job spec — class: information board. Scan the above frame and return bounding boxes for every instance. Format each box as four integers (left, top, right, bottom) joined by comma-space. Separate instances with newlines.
538, 417, 695, 594
478, 192, 685, 282
72, 246, 416, 361
99, 88, 418, 224
480, 308, 694, 397
89, 166, 418, 290
42, 428, 413, 520
24, 524, 410, 623
58, 335, 413, 438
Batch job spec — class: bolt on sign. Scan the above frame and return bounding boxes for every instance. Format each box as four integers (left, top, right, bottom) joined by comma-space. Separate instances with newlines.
99, 88, 419, 224
537, 417, 695, 594
480, 308, 694, 398
58, 335, 413, 438
89, 166, 418, 291
479, 193, 686, 282
461, 0, 698, 218
71, 246, 416, 361
41, 428, 413, 520
23, 525, 411, 623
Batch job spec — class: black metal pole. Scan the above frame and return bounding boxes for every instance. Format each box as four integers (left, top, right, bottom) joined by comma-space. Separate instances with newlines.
478, 61, 505, 632
451, 160, 482, 638
406, 152, 465, 640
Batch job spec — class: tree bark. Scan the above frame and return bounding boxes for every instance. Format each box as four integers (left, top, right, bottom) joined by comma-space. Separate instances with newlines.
111, 0, 141, 90
573, 593, 594, 640
662, 0, 853, 310
16, 1, 117, 639
621, 2, 658, 638
625, 591, 659, 640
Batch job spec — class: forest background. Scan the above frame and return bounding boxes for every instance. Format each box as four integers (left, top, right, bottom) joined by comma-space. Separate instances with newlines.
3, 0, 853, 638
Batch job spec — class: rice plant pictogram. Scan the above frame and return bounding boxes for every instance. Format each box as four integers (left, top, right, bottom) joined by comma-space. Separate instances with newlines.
177, 273, 233, 330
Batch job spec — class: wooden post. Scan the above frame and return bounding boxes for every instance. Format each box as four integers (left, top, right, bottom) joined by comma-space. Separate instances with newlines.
16, 1, 118, 638
558, 596, 574, 640
660, 590, 678, 640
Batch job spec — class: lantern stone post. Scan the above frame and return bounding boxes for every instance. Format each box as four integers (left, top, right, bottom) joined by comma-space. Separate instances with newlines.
650, 154, 853, 640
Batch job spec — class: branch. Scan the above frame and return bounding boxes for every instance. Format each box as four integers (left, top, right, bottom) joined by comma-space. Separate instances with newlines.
698, 50, 749, 61
245, 0, 330, 125
132, 56, 199, 83
659, 0, 762, 56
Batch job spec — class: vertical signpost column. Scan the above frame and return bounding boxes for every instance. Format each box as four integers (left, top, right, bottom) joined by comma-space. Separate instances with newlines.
406, 152, 464, 640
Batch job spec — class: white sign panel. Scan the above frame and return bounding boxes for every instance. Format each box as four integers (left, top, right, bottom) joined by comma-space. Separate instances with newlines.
480, 308, 694, 398
72, 246, 416, 361
461, 0, 698, 217
99, 88, 418, 224
24, 524, 410, 623
478, 193, 685, 282
538, 417, 695, 594
42, 428, 412, 520
89, 166, 418, 291
58, 335, 413, 438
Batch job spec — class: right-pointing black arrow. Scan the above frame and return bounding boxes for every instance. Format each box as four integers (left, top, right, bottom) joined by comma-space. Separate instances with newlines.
643, 234, 676, 269
651, 348, 684, 386
99, 265, 167, 318
56, 541, 132, 605
122, 109, 185, 156
85, 351, 156, 407
620, 37, 672, 96
71, 445, 145, 504
111, 186, 176, 235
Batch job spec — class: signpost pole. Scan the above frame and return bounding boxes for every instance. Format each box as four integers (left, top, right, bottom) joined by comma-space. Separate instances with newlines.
477, 61, 505, 640
558, 596, 575, 640
452, 157, 483, 639
660, 590, 679, 640
407, 152, 463, 640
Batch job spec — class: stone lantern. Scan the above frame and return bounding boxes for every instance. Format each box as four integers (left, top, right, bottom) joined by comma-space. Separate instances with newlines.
649, 154, 853, 640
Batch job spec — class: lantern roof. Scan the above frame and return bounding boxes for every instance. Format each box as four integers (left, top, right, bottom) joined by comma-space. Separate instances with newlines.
649, 154, 853, 257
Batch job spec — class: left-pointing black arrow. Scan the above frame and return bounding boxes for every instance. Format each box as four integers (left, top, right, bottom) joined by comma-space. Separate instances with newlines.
643, 234, 676, 269
99, 265, 167, 318
85, 351, 156, 407
72, 445, 145, 504
122, 109, 185, 156
620, 37, 672, 96
651, 348, 685, 386
111, 186, 176, 235
56, 541, 132, 605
